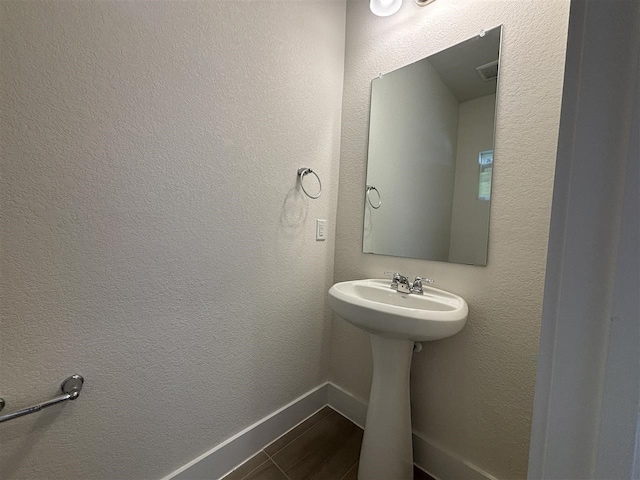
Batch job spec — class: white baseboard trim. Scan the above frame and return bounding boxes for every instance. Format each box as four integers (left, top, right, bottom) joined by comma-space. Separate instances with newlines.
164, 383, 328, 480
164, 381, 497, 480
326, 382, 367, 428
326, 382, 497, 480
412, 433, 499, 480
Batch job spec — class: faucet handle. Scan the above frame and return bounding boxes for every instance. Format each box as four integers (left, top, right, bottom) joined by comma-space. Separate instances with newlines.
411, 276, 434, 295
384, 271, 404, 290
414, 276, 434, 284
384, 272, 401, 290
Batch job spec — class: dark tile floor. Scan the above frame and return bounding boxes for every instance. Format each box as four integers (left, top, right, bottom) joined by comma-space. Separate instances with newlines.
222, 407, 434, 480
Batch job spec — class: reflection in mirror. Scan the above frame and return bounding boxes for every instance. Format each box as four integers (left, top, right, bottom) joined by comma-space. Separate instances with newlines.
362, 26, 502, 266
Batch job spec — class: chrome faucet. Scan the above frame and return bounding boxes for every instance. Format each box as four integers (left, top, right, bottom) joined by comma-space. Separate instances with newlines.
385, 272, 410, 293
385, 272, 434, 295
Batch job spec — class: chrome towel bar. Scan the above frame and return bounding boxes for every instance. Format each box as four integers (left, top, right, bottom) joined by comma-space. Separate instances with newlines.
0, 374, 84, 424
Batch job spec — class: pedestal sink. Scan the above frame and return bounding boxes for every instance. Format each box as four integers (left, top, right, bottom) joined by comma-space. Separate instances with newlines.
328, 279, 468, 480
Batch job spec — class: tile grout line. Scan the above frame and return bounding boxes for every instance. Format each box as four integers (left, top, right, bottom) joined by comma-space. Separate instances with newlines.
268, 413, 347, 475
269, 419, 361, 480
267, 409, 337, 469
338, 461, 358, 480
263, 449, 292, 480
232, 408, 336, 480
233, 407, 332, 480
235, 409, 364, 480
236, 455, 272, 480
265, 407, 333, 458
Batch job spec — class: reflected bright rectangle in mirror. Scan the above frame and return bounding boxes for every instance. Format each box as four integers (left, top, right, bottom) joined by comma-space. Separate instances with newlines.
362, 26, 502, 266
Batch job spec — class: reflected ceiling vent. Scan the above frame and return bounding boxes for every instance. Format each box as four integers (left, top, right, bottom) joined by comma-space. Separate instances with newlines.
475, 60, 499, 81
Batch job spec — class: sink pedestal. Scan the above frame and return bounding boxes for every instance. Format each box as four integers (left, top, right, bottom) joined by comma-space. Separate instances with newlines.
328, 279, 468, 479
358, 334, 414, 480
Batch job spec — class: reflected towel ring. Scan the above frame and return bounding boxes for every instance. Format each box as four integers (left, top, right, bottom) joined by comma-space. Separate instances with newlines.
297, 168, 322, 199
366, 185, 382, 209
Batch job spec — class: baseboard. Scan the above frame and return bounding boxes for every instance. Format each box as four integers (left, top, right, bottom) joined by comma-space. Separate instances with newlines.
164, 381, 497, 480
326, 382, 497, 480
412, 433, 499, 480
326, 382, 367, 428
164, 383, 328, 480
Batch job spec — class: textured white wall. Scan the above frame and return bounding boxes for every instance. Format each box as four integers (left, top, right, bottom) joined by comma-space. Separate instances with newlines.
0, 2, 345, 479
363, 57, 459, 260
330, 0, 569, 478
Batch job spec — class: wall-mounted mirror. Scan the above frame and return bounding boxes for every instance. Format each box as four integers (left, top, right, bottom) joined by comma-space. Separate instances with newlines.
362, 26, 502, 266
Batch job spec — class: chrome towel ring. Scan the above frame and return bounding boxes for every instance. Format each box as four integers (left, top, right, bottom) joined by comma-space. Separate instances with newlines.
297, 168, 322, 199
366, 185, 382, 209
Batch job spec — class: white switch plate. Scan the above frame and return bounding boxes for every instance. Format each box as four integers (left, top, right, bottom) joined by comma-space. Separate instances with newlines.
316, 219, 327, 241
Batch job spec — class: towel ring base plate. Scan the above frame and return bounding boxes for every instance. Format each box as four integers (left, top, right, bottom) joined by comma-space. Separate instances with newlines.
61, 374, 84, 399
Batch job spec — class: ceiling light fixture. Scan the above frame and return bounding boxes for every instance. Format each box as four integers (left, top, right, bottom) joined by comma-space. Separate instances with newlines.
414, 0, 436, 6
370, 0, 402, 17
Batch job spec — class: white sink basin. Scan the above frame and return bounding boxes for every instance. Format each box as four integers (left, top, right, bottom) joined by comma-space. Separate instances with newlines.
328, 279, 468, 341
328, 278, 468, 480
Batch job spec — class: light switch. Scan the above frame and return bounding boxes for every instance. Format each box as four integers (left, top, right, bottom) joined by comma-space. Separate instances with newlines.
316, 219, 327, 241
